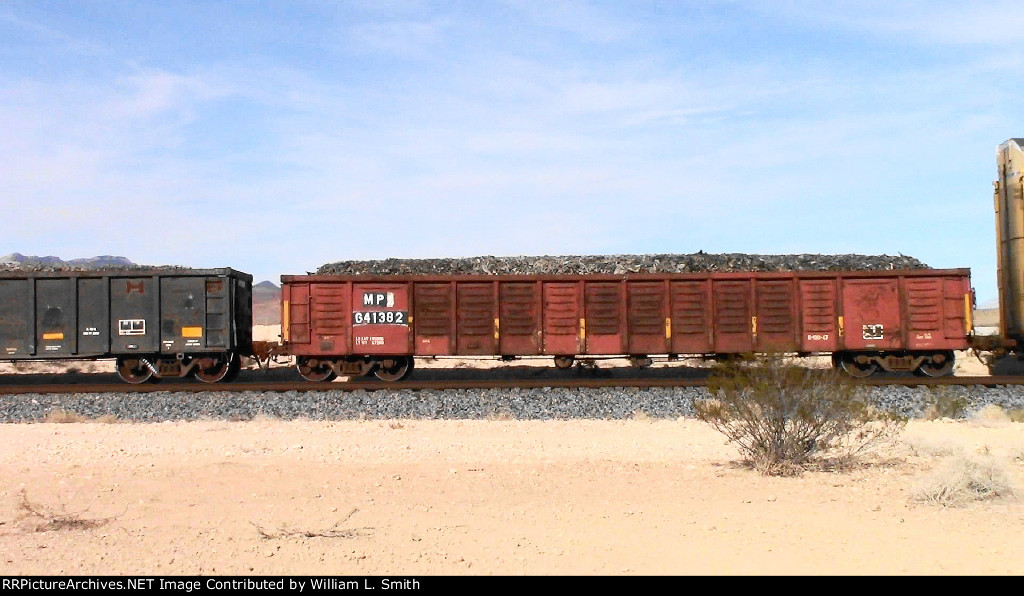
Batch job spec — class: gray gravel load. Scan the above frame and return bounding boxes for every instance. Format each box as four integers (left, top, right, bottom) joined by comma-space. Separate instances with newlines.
0, 264, 191, 274
1, 385, 1020, 423
318, 253, 929, 276
0, 253, 190, 274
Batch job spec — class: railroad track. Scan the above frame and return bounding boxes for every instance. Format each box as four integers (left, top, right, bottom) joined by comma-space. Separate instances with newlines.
1, 374, 1022, 395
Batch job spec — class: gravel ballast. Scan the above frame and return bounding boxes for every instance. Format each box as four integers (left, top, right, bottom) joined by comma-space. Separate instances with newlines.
2, 385, 1022, 423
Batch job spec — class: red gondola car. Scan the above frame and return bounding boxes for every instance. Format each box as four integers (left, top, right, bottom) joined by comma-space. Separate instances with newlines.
280, 269, 973, 381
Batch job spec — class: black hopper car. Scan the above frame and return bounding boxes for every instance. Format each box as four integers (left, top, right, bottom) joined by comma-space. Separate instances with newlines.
0, 268, 253, 383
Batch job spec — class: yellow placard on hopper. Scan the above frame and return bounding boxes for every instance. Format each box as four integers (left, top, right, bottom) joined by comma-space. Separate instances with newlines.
42, 332, 64, 340
181, 327, 204, 338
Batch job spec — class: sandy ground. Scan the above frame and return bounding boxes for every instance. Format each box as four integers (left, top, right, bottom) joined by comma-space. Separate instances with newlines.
0, 417, 1020, 576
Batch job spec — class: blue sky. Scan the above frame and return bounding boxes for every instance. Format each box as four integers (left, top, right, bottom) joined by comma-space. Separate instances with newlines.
1, 1, 1021, 304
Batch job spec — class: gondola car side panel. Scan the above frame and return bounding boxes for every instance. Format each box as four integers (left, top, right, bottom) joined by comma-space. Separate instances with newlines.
312, 282, 351, 354
0, 278, 32, 357
542, 282, 582, 355
35, 278, 76, 356
77, 277, 109, 356
499, 281, 542, 355
414, 282, 454, 355
799, 279, 839, 352
352, 283, 410, 354
110, 277, 159, 354
159, 276, 207, 353
841, 278, 902, 351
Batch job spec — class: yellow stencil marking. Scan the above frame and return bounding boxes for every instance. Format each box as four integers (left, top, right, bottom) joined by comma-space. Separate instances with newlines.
282, 300, 290, 341
964, 294, 973, 334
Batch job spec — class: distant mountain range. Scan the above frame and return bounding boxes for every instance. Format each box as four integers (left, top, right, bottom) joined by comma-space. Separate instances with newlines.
252, 280, 281, 325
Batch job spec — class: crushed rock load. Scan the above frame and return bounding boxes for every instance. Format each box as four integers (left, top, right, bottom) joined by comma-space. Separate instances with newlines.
318, 253, 929, 276
0, 263, 192, 274
0, 253, 191, 274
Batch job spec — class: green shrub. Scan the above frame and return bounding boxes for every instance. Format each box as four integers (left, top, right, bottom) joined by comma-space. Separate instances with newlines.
695, 354, 905, 475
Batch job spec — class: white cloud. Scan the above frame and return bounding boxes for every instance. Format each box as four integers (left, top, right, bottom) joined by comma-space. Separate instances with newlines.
104, 70, 221, 121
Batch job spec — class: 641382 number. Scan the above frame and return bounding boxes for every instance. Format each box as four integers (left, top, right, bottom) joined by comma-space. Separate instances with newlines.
353, 311, 408, 326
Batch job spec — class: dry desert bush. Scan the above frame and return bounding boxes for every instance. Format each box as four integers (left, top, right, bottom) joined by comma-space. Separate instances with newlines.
9, 490, 119, 533
903, 435, 964, 458
911, 454, 1018, 507
251, 508, 371, 540
695, 354, 905, 476
972, 404, 1012, 424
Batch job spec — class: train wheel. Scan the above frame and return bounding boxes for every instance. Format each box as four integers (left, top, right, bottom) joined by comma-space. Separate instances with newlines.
296, 358, 337, 382
916, 351, 955, 377
837, 353, 878, 378
116, 357, 154, 384
553, 356, 575, 369
194, 354, 237, 383
374, 357, 413, 381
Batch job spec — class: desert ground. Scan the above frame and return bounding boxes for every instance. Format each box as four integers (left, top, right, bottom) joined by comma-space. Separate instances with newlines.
0, 318, 1021, 576
0, 417, 1021, 576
